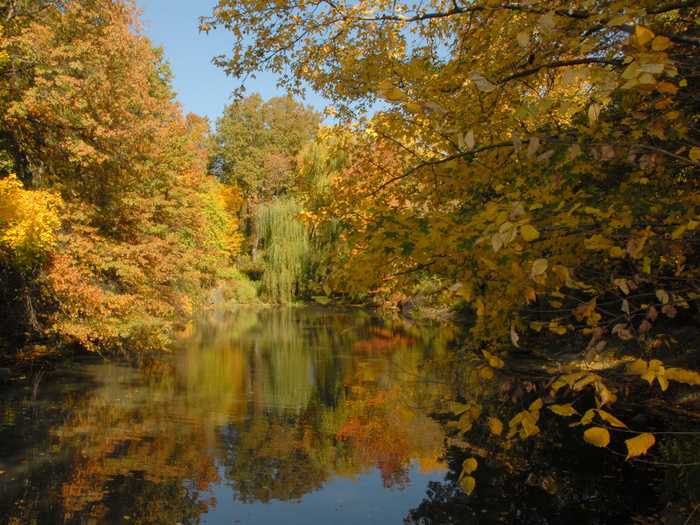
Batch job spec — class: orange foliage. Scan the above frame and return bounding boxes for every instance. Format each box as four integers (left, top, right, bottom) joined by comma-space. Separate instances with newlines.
1, 0, 241, 354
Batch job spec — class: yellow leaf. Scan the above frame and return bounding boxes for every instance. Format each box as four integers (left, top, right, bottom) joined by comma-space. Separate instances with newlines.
613, 278, 630, 295
608, 15, 630, 26
488, 417, 503, 436
462, 457, 478, 474
597, 409, 627, 428
584, 234, 614, 251
548, 404, 578, 417
626, 359, 648, 377
609, 246, 626, 258
639, 63, 664, 75
450, 402, 470, 415
521, 224, 540, 242
516, 31, 530, 48
465, 129, 475, 150
479, 366, 495, 380
577, 408, 597, 427
583, 427, 611, 448
548, 321, 567, 335
690, 147, 700, 163
635, 26, 655, 47
651, 36, 672, 51
460, 475, 476, 495
529, 398, 543, 412
666, 367, 700, 386
377, 79, 394, 92
530, 258, 548, 278
520, 412, 540, 439
649, 360, 669, 391
510, 325, 520, 347
595, 381, 617, 407
656, 289, 670, 304
625, 433, 655, 459
404, 102, 422, 113
383, 87, 406, 102
588, 103, 601, 124
573, 373, 599, 392
491, 233, 503, 253
482, 350, 504, 369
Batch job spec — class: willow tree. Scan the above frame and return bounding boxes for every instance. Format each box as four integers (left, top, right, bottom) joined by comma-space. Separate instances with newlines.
255, 197, 309, 303
210, 95, 321, 258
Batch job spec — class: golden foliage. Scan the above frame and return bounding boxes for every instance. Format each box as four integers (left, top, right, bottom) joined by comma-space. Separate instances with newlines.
0, 174, 61, 269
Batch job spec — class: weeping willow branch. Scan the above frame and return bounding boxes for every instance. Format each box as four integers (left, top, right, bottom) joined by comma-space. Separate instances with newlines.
255, 197, 309, 303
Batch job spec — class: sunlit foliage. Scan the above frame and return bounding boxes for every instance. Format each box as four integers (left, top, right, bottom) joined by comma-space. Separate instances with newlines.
255, 197, 309, 303
0, 0, 241, 354
205, 0, 700, 485
0, 174, 61, 270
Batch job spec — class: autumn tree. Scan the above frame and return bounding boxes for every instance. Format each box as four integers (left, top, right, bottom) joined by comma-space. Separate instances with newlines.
204, 0, 700, 470
209, 94, 320, 300
210, 94, 321, 202
0, 0, 241, 354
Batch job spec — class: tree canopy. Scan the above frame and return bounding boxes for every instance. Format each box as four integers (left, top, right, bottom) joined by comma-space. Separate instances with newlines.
0, 0, 242, 353
205, 0, 700, 476
210, 94, 321, 201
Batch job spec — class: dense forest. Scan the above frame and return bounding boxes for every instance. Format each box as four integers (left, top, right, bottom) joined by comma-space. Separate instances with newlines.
0, 0, 246, 356
1, 0, 700, 519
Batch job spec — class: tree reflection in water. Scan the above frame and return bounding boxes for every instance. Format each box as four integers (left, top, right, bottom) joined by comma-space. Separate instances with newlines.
0, 308, 452, 524
0, 308, 698, 524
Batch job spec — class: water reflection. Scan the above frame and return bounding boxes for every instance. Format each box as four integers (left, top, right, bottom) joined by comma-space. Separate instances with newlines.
0, 307, 455, 524
3, 308, 696, 524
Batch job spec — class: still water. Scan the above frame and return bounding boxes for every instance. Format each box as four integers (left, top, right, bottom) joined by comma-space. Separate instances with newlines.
1, 307, 697, 524
0, 308, 457, 524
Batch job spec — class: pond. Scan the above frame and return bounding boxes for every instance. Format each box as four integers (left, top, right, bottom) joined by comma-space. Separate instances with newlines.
0, 308, 698, 524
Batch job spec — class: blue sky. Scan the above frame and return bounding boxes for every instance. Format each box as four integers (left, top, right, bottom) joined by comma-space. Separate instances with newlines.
136, 0, 328, 125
